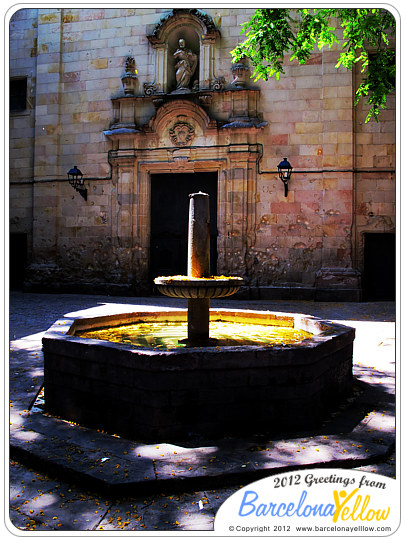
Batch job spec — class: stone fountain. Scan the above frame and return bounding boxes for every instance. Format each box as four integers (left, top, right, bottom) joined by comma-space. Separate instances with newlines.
42, 190, 355, 442
154, 192, 242, 345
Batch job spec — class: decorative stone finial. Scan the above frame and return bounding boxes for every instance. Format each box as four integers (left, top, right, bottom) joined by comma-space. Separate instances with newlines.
121, 56, 137, 95
231, 57, 250, 88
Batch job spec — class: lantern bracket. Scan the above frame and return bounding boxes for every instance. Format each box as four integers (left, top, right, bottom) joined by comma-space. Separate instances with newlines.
67, 166, 87, 201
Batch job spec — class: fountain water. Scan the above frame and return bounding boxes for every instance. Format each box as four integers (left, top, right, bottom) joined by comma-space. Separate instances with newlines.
42, 190, 355, 441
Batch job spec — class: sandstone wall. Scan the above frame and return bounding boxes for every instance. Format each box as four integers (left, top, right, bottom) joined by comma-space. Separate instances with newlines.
9, 8, 396, 297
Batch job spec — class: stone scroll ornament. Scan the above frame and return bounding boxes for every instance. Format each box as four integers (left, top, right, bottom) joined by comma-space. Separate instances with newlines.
169, 120, 195, 146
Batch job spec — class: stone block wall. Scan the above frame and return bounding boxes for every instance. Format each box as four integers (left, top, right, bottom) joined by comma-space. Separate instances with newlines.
9, 8, 38, 243
353, 68, 396, 273
9, 8, 396, 297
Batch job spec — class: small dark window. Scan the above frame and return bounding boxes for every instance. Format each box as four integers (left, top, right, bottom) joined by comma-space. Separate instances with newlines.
10, 78, 27, 112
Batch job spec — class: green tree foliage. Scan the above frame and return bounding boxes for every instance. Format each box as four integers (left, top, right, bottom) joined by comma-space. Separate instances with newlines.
231, 8, 395, 122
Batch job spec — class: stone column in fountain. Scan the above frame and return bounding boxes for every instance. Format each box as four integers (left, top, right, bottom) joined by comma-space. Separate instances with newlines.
187, 192, 210, 343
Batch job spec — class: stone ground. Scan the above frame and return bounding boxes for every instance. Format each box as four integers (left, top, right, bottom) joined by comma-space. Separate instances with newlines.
6, 291, 396, 533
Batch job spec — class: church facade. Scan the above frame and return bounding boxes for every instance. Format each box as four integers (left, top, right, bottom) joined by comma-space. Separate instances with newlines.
9, 7, 396, 300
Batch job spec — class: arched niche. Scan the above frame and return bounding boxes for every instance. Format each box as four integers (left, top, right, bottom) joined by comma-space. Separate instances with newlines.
148, 99, 215, 146
167, 28, 200, 93
146, 9, 220, 94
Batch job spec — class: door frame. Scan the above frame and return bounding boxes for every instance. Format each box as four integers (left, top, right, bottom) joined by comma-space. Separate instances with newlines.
109, 144, 261, 290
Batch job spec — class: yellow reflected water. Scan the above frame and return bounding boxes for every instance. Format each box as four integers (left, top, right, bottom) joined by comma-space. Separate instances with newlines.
77, 321, 313, 349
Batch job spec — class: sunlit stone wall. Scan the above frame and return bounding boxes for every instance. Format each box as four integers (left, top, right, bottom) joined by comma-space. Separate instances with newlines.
9, 8, 395, 297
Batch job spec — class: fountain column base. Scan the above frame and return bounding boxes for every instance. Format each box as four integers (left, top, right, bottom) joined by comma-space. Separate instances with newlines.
187, 298, 210, 345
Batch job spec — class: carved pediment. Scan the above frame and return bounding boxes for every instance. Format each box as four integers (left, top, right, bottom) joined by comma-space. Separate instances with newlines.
149, 100, 217, 146
146, 8, 220, 45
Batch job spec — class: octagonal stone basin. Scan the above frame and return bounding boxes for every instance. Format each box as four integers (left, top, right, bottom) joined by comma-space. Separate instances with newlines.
42, 309, 355, 442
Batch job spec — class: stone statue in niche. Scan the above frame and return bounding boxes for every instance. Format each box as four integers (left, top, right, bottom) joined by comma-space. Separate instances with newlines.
173, 38, 198, 93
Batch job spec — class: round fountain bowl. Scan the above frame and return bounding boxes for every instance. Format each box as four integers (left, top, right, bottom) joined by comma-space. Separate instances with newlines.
42, 309, 355, 442
154, 276, 243, 299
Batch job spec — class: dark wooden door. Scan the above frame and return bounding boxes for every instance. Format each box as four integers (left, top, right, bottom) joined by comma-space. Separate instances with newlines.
10, 233, 28, 289
363, 233, 395, 300
150, 172, 218, 280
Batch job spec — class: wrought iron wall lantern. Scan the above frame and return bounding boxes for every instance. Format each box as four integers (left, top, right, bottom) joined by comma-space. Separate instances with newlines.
67, 166, 87, 200
277, 157, 293, 197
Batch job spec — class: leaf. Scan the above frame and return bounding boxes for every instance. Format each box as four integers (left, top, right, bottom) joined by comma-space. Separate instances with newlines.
230, 7, 395, 120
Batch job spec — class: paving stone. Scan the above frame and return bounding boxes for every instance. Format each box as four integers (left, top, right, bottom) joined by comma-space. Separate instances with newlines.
9, 508, 55, 532
8, 292, 396, 531
9, 460, 115, 532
